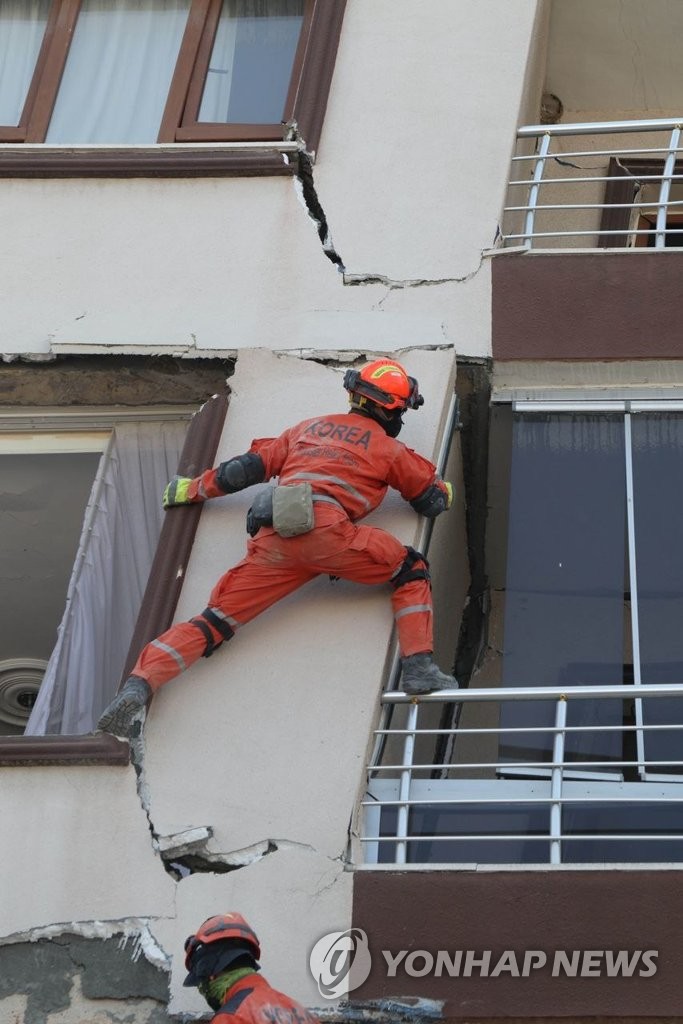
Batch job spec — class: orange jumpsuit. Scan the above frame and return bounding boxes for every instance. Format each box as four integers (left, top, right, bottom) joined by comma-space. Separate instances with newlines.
132, 411, 447, 691
211, 973, 319, 1023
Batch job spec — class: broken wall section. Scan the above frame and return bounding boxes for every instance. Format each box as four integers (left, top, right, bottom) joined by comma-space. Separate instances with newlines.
0, 931, 170, 1024
0, 349, 465, 1022
141, 348, 462, 1015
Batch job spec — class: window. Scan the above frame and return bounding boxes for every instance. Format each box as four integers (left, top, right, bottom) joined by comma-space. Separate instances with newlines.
599, 157, 683, 248
0, 0, 344, 163
0, 436, 105, 736
0, 418, 188, 737
364, 403, 683, 867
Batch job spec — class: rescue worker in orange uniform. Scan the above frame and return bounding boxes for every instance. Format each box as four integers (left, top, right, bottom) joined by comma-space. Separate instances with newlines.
97, 359, 458, 737
183, 913, 320, 1024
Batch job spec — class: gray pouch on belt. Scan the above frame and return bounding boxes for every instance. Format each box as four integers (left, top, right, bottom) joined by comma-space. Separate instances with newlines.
272, 482, 314, 537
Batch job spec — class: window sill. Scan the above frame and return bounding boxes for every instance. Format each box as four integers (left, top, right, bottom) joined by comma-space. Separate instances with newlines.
0, 733, 130, 766
0, 143, 299, 178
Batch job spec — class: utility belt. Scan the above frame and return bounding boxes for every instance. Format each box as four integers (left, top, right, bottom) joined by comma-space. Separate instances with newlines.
246, 483, 344, 538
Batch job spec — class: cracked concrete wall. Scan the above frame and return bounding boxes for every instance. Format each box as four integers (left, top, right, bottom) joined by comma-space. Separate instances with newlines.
143, 348, 459, 1015
1, 349, 463, 1020
0, 0, 543, 360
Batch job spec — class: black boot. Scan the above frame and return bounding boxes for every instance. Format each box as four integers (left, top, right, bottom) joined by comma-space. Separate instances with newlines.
401, 653, 458, 696
97, 675, 152, 737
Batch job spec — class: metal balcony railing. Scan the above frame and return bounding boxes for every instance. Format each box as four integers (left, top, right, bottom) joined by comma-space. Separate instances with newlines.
362, 684, 683, 868
501, 118, 683, 250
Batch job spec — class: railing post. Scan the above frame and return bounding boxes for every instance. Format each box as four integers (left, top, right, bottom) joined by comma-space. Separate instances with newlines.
624, 412, 646, 776
549, 697, 567, 865
395, 701, 419, 864
655, 125, 681, 248
523, 132, 551, 248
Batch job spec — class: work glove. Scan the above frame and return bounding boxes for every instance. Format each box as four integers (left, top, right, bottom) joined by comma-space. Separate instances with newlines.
163, 476, 195, 509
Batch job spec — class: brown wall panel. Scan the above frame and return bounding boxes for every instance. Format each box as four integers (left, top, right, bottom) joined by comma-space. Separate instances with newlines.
492, 253, 683, 360
352, 870, 683, 1018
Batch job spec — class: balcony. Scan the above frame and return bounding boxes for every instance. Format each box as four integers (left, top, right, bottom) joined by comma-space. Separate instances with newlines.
363, 683, 683, 868
492, 118, 683, 361
501, 118, 683, 251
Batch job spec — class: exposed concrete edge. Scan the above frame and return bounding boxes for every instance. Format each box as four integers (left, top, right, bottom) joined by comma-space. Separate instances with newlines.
0, 918, 171, 971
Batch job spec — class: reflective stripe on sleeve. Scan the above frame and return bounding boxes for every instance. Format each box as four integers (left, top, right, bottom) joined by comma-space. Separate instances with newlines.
394, 604, 433, 620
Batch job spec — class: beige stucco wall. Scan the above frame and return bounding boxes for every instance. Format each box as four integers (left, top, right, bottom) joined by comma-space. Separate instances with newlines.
0, 0, 543, 361
0, 347, 463, 1019
0, 1, 547, 1016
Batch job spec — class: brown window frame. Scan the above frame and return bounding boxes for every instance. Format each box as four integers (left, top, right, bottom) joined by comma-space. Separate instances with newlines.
0, 0, 345, 177
598, 157, 683, 248
0, 391, 229, 766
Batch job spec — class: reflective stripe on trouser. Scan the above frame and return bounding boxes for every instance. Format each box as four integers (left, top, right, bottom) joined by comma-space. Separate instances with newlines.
131, 506, 435, 690
131, 619, 226, 691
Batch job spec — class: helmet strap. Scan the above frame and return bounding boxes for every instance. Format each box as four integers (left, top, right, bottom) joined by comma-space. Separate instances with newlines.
349, 397, 403, 437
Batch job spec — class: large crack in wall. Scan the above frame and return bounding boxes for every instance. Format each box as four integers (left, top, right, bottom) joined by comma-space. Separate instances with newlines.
3, 350, 466, 1023
291, 127, 491, 292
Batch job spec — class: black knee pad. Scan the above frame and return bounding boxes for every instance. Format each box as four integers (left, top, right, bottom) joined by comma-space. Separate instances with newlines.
392, 546, 431, 590
190, 609, 235, 658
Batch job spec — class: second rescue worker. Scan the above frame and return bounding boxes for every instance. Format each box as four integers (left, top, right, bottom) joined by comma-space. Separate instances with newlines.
98, 359, 458, 736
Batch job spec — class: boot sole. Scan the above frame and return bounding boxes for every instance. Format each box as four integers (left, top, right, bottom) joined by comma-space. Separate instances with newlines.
97, 696, 147, 737
401, 680, 459, 696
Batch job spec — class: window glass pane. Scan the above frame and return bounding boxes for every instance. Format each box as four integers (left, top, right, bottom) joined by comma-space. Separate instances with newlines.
0, 451, 101, 735
25, 421, 187, 736
199, 0, 303, 124
562, 800, 682, 863
632, 413, 683, 771
377, 805, 551, 865
0, 0, 49, 125
46, 0, 191, 144
500, 414, 626, 768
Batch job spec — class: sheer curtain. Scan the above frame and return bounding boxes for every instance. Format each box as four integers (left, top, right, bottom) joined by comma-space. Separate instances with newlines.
26, 420, 186, 735
46, 0, 191, 144
199, 0, 303, 123
0, 0, 50, 125
500, 413, 627, 768
632, 413, 683, 768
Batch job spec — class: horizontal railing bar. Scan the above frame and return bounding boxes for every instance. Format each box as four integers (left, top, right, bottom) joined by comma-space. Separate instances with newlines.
511, 146, 683, 160
517, 117, 683, 137
505, 200, 683, 212
360, 833, 683, 843
363, 796, 683, 807
503, 229, 677, 240
508, 174, 683, 186
382, 683, 683, 704
369, 760, 683, 771
374, 723, 683, 735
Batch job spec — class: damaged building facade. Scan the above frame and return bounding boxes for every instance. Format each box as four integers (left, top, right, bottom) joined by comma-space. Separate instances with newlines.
2, 0, 683, 1021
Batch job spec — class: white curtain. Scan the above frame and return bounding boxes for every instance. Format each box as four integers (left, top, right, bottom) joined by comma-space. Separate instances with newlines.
0, 0, 50, 125
46, 0, 191, 144
26, 420, 186, 735
199, 0, 303, 124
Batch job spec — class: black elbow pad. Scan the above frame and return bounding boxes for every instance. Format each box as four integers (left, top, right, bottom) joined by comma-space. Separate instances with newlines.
215, 453, 266, 494
410, 482, 448, 518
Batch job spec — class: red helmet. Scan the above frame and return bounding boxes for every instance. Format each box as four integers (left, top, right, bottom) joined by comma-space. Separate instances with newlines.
183, 914, 261, 986
343, 359, 424, 412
